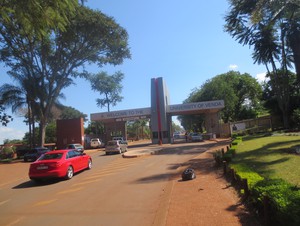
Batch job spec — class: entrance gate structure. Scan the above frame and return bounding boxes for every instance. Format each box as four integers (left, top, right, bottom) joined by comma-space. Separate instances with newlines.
90, 77, 224, 144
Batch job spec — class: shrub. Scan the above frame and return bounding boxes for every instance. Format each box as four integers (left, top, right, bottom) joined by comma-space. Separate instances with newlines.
231, 163, 264, 189
213, 150, 223, 165
251, 179, 300, 226
0, 146, 15, 160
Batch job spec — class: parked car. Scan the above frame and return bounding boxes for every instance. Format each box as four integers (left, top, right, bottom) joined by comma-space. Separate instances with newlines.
188, 132, 203, 142
66, 143, 84, 152
29, 149, 92, 182
105, 140, 128, 154
24, 147, 50, 162
90, 138, 103, 148
112, 136, 128, 144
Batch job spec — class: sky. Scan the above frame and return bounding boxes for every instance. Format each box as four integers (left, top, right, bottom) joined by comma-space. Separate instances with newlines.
0, 0, 267, 144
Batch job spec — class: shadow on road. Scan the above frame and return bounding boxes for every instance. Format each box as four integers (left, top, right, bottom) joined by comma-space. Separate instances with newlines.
13, 178, 61, 189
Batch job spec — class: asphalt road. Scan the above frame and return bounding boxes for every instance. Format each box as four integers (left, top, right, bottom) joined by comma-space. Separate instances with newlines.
0, 141, 213, 226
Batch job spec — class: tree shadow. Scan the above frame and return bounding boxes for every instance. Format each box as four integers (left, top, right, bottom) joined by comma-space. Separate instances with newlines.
233, 139, 299, 177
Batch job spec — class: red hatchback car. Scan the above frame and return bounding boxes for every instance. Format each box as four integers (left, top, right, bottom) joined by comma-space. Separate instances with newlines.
29, 149, 92, 182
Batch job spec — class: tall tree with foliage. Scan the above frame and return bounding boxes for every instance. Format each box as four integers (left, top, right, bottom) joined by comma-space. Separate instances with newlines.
0, 5, 131, 146
0, 0, 78, 39
262, 70, 300, 127
224, 0, 300, 80
224, 0, 300, 128
0, 73, 38, 148
89, 71, 124, 112
181, 71, 263, 124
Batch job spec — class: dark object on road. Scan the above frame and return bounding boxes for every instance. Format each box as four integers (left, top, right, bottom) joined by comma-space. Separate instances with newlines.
182, 168, 196, 181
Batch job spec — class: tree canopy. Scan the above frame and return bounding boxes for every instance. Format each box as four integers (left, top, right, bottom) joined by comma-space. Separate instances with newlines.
181, 71, 263, 125
0, 0, 78, 38
0, 4, 131, 146
224, 0, 300, 81
88, 71, 124, 112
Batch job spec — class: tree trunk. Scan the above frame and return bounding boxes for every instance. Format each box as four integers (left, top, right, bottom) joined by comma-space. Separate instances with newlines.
288, 27, 300, 82
38, 121, 46, 147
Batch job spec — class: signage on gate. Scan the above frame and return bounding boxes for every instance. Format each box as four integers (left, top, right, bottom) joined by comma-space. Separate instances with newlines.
168, 100, 224, 113
91, 107, 151, 121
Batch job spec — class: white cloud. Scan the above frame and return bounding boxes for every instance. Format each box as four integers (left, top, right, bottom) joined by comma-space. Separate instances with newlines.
256, 72, 268, 83
229, 64, 238, 70
0, 127, 25, 144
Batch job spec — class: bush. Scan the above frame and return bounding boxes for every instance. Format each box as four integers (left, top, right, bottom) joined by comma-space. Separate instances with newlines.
231, 163, 264, 189
213, 150, 223, 165
251, 179, 300, 226
0, 146, 15, 160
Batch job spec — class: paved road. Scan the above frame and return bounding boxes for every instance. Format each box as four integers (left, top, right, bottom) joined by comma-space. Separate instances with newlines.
0, 141, 215, 226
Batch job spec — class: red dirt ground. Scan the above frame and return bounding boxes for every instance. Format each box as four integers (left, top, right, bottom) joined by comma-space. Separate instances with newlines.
164, 142, 261, 226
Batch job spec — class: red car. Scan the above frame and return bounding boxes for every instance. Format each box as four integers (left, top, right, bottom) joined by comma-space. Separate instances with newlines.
29, 149, 92, 182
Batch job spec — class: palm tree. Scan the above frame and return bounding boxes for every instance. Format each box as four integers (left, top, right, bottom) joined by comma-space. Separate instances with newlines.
224, 0, 300, 128
0, 73, 36, 147
225, 0, 300, 80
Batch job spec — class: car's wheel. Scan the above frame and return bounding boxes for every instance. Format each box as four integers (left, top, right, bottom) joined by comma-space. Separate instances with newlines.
24, 157, 28, 162
87, 159, 92, 170
65, 166, 74, 180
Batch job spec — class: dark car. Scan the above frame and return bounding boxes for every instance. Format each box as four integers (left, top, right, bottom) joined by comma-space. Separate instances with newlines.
24, 147, 50, 162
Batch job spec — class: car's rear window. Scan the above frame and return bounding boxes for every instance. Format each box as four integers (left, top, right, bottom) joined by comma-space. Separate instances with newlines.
40, 153, 63, 160
107, 141, 118, 146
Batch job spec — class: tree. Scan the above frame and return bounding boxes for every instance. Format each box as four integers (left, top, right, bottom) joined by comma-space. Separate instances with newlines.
224, 0, 300, 81
0, 104, 12, 126
0, 5, 131, 146
262, 70, 300, 127
58, 105, 87, 121
0, 73, 36, 147
127, 119, 150, 140
182, 71, 263, 123
225, 0, 300, 128
85, 121, 105, 136
0, 0, 78, 39
89, 71, 124, 112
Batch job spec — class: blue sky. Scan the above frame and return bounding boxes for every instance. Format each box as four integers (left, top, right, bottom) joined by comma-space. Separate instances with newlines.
0, 0, 267, 143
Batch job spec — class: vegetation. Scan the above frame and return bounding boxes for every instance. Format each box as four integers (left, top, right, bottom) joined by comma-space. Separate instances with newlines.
0, 3, 130, 147
88, 71, 124, 112
0, 104, 12, 126
222, 134, 300, 225
179, 71, 264, 130
231, 134, 300, 185
225, 0, 300, 81
0, 146, 16, 162
127, 119, 150, 140
225, 0, 300, 129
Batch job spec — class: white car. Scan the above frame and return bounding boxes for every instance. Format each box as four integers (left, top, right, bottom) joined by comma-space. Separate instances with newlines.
105, 140, 128, 154
90, 138, 102, 148
188, 133, 203, 142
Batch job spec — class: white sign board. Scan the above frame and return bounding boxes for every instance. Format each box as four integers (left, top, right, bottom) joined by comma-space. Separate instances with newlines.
91, 108, 151, 121
168, 100, 224, 113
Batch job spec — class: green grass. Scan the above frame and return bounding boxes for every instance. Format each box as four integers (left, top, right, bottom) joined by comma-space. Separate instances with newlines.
232, 134, 300, 186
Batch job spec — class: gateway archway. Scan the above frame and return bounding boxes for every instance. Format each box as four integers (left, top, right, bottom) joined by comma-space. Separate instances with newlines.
90, 77, 224, 144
